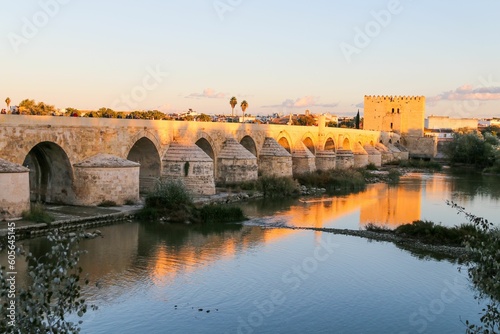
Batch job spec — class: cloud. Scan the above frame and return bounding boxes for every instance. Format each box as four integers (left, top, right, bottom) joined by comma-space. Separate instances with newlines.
354, 102, 364, 108
262, 96, 338, 109
186, 88, 225, 99
429, 84, 500, 102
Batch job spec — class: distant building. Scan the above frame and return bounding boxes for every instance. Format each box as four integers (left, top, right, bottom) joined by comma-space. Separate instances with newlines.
425, 116, 478, 130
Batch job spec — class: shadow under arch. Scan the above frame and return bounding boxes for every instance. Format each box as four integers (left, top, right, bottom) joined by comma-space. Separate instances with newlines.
324, 137, 336, 151
127, 137, 161, 193
23, 141, 75, 204
195, 137, 216, 177
302, 136, 316, 155
240, 135, 257, 157
278, 137, 291, 154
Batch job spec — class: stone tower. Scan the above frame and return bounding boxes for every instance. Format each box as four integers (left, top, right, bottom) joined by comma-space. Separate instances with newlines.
363, 95, 425, 136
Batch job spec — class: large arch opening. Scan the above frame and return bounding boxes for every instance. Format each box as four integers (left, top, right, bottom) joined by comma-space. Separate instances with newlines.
324, 138, 336, 151
23, 142, 74, 204
127, 137, 161, 193
278, 137, 291, 154
302, 137, 315, 155
240, 136, 257, 157
342, 138, 351, 150
196, 138, 216, 177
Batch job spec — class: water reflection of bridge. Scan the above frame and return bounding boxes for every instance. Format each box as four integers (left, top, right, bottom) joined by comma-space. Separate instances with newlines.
275, 182, 423, 229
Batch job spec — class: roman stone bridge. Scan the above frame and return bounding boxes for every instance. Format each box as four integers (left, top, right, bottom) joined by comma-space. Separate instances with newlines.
0, 115, 406, 218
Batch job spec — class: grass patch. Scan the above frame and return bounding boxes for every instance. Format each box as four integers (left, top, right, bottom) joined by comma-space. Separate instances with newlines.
145, 180, 193, 210
295, 169, 366, 194
138, 180, 247, 224
366, 162, 378, 171
257, 176, 300, 198
22, 202, 55, 224
398, 159, 443, 171
367, 220, 484, 247
365, 223, 392, 232
387, 169, 401, 183
198, 205, 246, 223
395, 220, 483, 247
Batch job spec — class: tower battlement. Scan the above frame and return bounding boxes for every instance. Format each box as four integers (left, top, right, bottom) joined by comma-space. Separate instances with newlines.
364, 95, 425, 102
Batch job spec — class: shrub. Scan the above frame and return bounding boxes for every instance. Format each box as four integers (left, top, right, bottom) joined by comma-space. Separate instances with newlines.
398, 159, 443, 171
145, 180, 193, 210
198, 205, 246, 223
0, 230, 96, 332
448, 201, 500, 333
387, 169, 401, 183
295, 169, 365, 194
22, 202, 55, 224
365, 162, 378, 171
394, 220, 483, 247
257, 176, 300, 198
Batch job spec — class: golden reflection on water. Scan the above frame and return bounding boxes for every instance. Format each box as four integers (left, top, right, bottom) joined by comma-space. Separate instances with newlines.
282, 176, 447, 229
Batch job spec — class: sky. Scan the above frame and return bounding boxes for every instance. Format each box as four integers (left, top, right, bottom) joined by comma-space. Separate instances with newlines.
1, 0, 500, 118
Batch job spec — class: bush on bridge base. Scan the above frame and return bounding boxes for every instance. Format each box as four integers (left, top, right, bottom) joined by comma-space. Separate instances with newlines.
138, 180, 246, 224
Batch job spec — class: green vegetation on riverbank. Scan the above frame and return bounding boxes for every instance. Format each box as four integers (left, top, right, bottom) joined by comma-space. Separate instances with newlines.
445, 130, 500, 173
365, 220, 483, 247
397, 159, 443, 171
21, 202, 55, 224
295, 169, 366, 194
137, 180, 246, 224
228, 175, 301, 198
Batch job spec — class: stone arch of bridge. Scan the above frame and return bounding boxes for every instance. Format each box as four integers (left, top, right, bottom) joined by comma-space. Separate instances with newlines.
300, 133, 316, 155
324, 137, 336, 151
22, 141, 75, 204
127, 137, 162, 193
341, 137, 351, 150
276, 131, 293, 154
127, 131, 163, 158
239, 135, 258, 157
195, 133, 217, 177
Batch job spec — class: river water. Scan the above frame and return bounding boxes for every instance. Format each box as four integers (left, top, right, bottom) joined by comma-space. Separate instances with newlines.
7, 172, 500, 333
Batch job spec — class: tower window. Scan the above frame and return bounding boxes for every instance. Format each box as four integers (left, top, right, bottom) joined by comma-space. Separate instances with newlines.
392, 108, 394, 113
390, 122, 393, 129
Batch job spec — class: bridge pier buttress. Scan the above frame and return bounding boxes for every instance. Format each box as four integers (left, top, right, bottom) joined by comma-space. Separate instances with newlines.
73, 154, 140, 206
258, 137, 293, 178
162, 141, 216, 196
216, 138, 258, 185
0, 159, 30, 219
291, 141, 316, 177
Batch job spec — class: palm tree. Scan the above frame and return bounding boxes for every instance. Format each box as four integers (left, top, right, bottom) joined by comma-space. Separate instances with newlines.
229, 96, 237, 117
5, 97, 11, 113
241, 100, 248, 123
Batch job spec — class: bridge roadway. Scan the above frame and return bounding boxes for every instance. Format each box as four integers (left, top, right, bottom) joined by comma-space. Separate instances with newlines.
0, 115, 401, 213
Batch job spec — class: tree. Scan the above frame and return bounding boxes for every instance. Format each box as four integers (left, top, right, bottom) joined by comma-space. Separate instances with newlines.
18, 99, 56, 115
241, 100, 248, 122
5, 97, 11, 112
445, 132, 498, 168
355, 110, 360, 129
0, 230, 96, 333
229, 97, 237, 117
65, 108, 81, 117
98, 107, 116, 118
447, 202, 500, 333
197, 113, 212, 122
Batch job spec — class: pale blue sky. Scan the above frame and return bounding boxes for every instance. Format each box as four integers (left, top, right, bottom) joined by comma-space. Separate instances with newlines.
1, 0, 500, 117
